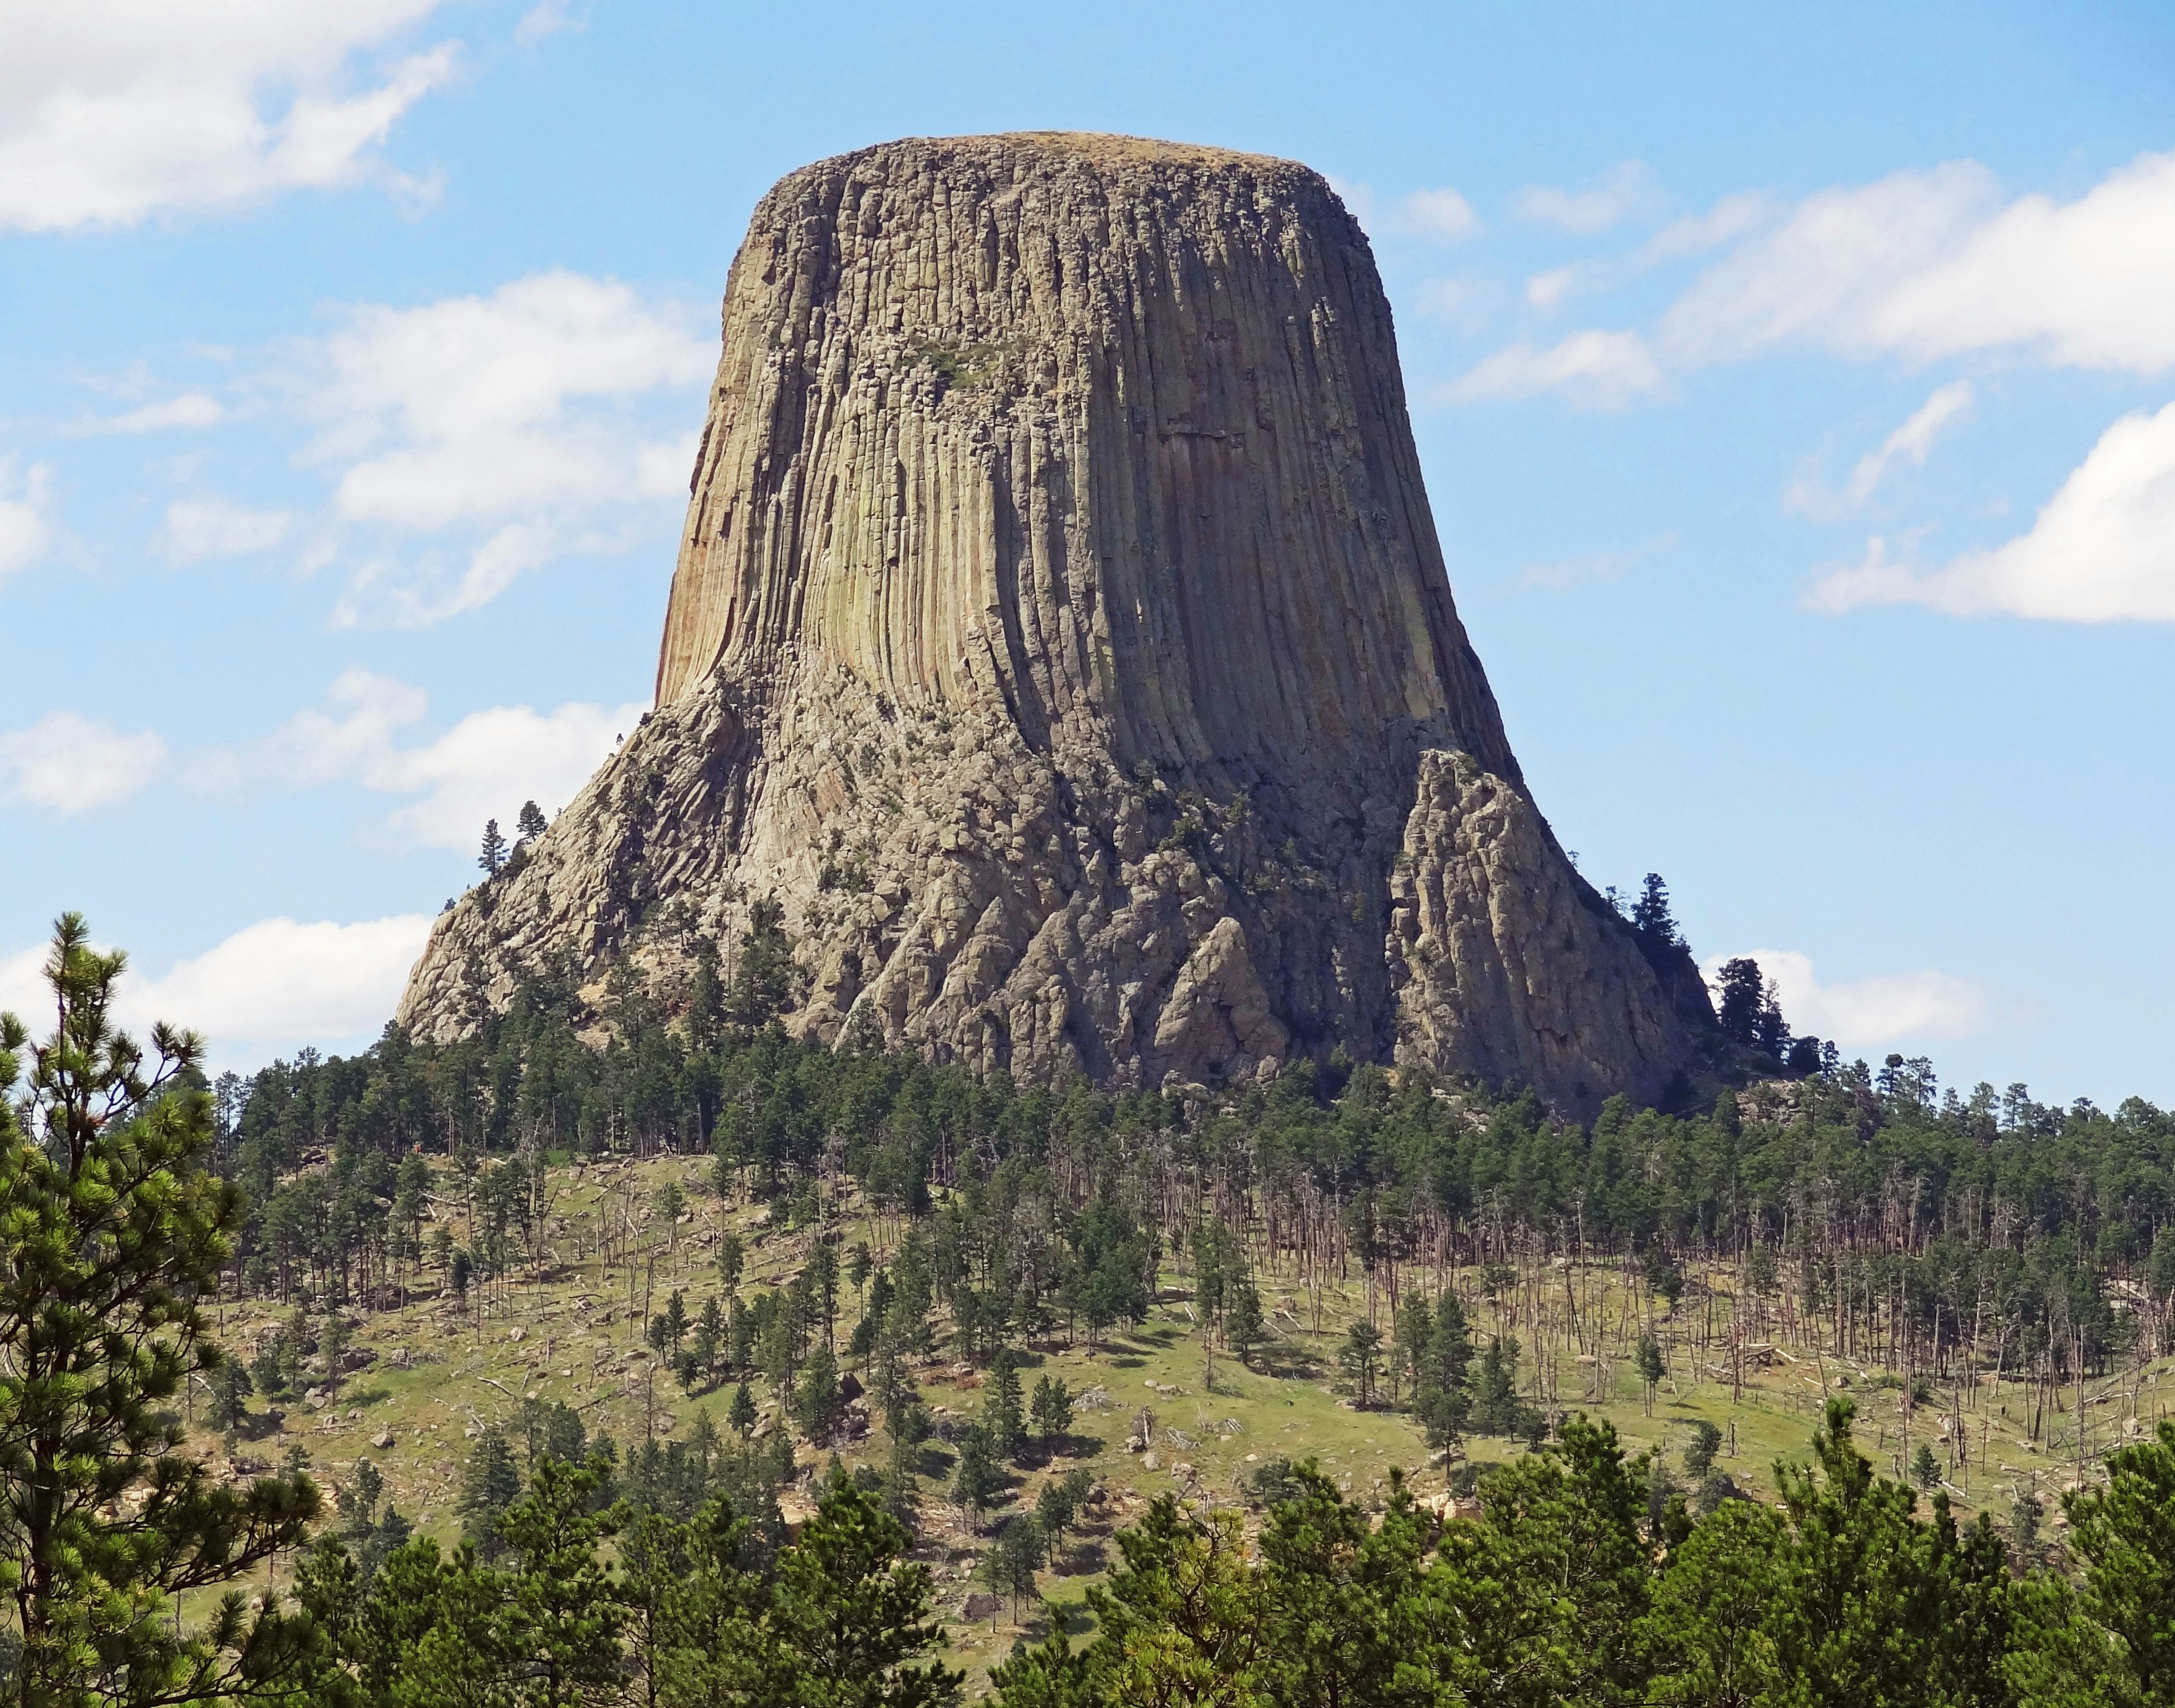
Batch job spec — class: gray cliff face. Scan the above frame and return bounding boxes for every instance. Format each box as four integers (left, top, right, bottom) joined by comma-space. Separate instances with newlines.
395, 132, 1714, 1112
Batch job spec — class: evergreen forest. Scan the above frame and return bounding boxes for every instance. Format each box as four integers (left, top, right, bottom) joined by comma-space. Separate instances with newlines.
9, 909, 2175, 1706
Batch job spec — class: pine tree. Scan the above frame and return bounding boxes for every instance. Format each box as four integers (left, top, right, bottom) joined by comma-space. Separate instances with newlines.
730, 896, 799, 1028
952, 1422, 1002, 1525
515, 800, 548, 844
1226, 1275, 1266, 1370
206, 1355, 255, 1433
1338, 1320, 1383, 1409
1714, 957, 1766, 1046
988, 1353, 1027, 1461
728, 1381, 758, 1440
1035, 1477, 1081, 1566
1030, 1374, 1074, 1454
716, 1228, 745, 1295
798, 1346, 843, 1444
479, 819, 508, 877
0, 915, 321, 1702
1637, 1334, 1666, 1415
457, 1425, 522, 1560
993, 1515, 1043, 1621
1630, 872, 1683, 946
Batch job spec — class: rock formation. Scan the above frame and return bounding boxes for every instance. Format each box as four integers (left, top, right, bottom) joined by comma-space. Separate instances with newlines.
396, 132, 1715, 1112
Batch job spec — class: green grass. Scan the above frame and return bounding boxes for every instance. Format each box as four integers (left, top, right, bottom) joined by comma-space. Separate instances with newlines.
192, 1153, 2175, 1690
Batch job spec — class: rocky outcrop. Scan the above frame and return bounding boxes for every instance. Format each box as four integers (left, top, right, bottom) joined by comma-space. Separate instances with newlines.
396, 132, 1715, 1113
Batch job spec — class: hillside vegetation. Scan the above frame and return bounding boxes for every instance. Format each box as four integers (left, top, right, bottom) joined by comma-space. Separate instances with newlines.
10, 914, 2175, 1703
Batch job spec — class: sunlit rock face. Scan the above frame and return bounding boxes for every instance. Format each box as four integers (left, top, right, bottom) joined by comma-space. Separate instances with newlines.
398, 133, 1713, 1112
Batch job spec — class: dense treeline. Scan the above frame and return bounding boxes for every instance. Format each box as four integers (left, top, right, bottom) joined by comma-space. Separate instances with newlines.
216, 911, 2175, 1442
265, 1400, 2175, 1708
15, 909, 2175, 1703
988, 1402, 2175, 1708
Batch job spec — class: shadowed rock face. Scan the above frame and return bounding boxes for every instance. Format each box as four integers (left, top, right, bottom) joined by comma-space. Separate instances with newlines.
396, 133, 1714, 1112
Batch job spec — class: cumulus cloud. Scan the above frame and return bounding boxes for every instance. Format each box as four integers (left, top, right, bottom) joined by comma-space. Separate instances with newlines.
198, 668, 644, 849
1663, 151, 2175, 374
0, 916, 431, 1060
1513, 161, 1660, 234
1443, 330, 1663, 409
127, 915, 432, 1054
1707, 949, 1985, 1047
0, 459, 55, 580
160, 494, 292, 565
0, 712, 167, 813
291, 270, 709, 623
1785, 380, 1977, 518
0, 2, 458, 232
1808, 400, 2175, 620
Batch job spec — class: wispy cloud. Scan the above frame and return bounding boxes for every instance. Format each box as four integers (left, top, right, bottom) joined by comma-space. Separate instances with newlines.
288, 270, 709, 624
1785, 381, 1977, 518
1662, 151, 2175, 374
1513, 161, 1661, 234
1808, 400, 2175, 621
1443, 330, 1663, 409
160, 494, 292, 565
0, 458, 55, 581
1515, 532, 1678, 592
193, 668, 645, 849
70, 392, 228, 435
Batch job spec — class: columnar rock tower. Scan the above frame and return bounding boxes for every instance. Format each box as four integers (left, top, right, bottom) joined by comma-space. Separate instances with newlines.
397, 133, 1713, 1112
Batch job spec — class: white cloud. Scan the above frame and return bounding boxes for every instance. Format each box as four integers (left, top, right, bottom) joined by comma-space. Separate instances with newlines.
160, 494, 292, 565
1513, 161, 1660, 234
0, 712, 167, 813
1326, 174, 1378, 232
1706, 949, 1985, 1046
1785, 380, 1977, 518
1640, 192, 1771, 261
515, 0, 590, 45
126, 915, 432, 1054
201, 669, 643, 849
293, 270, 710, 622
1410, 276, 1500, 332
0, 459, 55, 580
1516, 532, 1678, 591
1398, 187, 1481, 242
1663, 151, 2175, 375
1327, 177, 1483, 243
0, 2, 458, 232
75, 392, 228, 434
0, 943, 48, 1031
1524, 266, 1578, 310
0, 915, 433, 1060
1443, 330, 1663, 409
1808, 400, 2175, 621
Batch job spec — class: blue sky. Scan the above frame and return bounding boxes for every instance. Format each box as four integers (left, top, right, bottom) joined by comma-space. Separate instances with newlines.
2, 1, 2172, 1103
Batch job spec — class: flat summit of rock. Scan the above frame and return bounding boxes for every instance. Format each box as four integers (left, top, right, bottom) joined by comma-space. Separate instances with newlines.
397, 133, 1715, 1112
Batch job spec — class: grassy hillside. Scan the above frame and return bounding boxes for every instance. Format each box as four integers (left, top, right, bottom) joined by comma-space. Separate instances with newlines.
194, 1149, 2175, 1690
